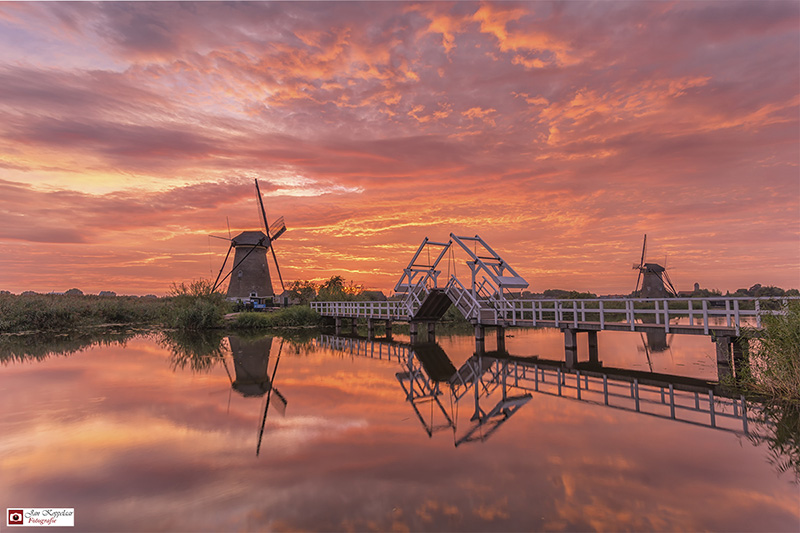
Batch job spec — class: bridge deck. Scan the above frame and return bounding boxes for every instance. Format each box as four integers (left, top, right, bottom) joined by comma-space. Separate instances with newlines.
311, 296, 791, 337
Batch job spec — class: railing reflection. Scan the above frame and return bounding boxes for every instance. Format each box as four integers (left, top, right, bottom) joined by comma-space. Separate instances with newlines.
317, 334, 756, 447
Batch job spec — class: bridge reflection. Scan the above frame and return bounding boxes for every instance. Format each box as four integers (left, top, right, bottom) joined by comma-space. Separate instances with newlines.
318, 334, 753, 446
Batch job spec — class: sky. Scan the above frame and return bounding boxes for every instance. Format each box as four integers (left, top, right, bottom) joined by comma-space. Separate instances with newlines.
0, 1, 798, 296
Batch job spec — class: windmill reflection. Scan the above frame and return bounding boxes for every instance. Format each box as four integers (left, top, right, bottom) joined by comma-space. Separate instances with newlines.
224, 335, 286, 456
320, 334, 755, 447
638, 331, 674, 372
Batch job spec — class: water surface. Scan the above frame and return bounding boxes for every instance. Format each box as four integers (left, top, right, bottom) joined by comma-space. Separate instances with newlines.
1, 328, 797, 531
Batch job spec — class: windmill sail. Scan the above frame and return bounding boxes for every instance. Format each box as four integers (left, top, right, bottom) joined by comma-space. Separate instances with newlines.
255, 179, 285, 292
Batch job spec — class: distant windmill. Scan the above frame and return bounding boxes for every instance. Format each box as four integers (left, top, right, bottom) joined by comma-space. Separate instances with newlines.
632, 234, 678, 298
211, 179, 287, 306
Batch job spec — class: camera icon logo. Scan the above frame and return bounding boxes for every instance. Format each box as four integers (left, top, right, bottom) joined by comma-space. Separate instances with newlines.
8, 509, 24, 525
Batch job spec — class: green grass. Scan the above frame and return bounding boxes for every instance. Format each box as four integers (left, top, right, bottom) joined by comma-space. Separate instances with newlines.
231, 305, 323, 329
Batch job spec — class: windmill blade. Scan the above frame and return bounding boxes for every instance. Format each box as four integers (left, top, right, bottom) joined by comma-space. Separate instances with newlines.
209, 234, 232, 242
212, 243, 234, 293
226, 216, 232, 240
255, 179, 285, 293
640, 234, 647, 267
662, 269, 678, 297
271, 388, 288, 416
634, 268, 643, 297
257, 338, 285, 456
640, 333, 653, 372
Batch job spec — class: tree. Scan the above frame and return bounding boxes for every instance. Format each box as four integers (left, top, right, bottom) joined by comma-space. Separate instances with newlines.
288, 280, 317, 304
315, 275, 365, 301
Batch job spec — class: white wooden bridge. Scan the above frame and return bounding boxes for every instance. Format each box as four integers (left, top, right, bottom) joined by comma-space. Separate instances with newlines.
311, 234, 796, 359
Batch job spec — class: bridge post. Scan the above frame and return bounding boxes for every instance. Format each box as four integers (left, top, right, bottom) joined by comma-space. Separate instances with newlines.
428, 321, 436, 341
409, 321, 419, 342
732, 336, 750, 379
335, 317, 342, 336
385, 320, 393, 339
367, 319, 375, 339
563, 328, 578, 368
496, 327, 506, 352
351, 318, 358, 336
475, 324, 485, 354
715, 335, 733, 381
587, 331, 599, 364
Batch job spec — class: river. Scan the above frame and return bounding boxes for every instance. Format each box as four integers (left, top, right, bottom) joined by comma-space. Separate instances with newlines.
1, 327, 797, 531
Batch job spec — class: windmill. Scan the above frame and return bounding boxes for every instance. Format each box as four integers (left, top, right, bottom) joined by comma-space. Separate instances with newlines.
632, 234, 678, 298
211, 179, 287, 307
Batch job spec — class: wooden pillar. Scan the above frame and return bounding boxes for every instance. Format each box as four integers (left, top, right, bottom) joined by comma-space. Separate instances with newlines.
496, 327, 506, 352
427, 321, 436, 341
587, 331, 599, 363
475, 324, 485, 354
409, 321, 419, 343
385, 320, 393, 339
716, 336, 732, 381
564, 328, 578, 368
732, 336, 749, 379
716, 336, 732, 365
335, 317, 342, 336
367, 318, 375, 339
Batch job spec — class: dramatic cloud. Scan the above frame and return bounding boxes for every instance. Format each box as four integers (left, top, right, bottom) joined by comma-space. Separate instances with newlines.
0, 1, 797, 294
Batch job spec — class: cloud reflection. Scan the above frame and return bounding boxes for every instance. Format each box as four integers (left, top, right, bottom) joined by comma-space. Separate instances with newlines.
1, 330, 798, 531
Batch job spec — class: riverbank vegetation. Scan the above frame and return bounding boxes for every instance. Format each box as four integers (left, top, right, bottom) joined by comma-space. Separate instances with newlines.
0, 280, 233, 333
734, 300, 800, 401
0, 291, 169, 333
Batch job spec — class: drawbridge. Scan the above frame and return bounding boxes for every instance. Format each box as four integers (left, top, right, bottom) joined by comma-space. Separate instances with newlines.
311, 233, 796, 361
312, 233, 530, 326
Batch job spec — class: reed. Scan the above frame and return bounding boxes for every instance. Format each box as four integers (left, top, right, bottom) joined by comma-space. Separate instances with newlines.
0, 292, 169, 333
736, 300, 800, 400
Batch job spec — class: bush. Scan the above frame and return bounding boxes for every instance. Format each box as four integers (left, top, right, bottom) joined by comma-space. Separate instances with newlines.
166, 280, 230, 330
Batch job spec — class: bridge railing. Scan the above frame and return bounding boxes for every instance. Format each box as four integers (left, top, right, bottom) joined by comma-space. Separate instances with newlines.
312, 296, 796, 335
499, 296, 797, 335
311, 300, 406, 319
400, 275, 435, 317
445, 275, 482, 321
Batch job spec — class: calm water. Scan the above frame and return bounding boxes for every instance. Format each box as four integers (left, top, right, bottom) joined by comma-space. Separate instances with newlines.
1, 327, 797, 532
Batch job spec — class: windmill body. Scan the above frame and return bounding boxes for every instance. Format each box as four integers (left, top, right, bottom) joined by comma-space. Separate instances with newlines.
639, 263, 672, 298
226, 231, 274, 303
633, 235, 678, 298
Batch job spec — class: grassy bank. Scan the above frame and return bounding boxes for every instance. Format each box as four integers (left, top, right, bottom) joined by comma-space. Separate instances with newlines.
733, 300, 800, 401
0, 293, 170, 332
0, 281, 234, 333
230, 305, 323, 329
